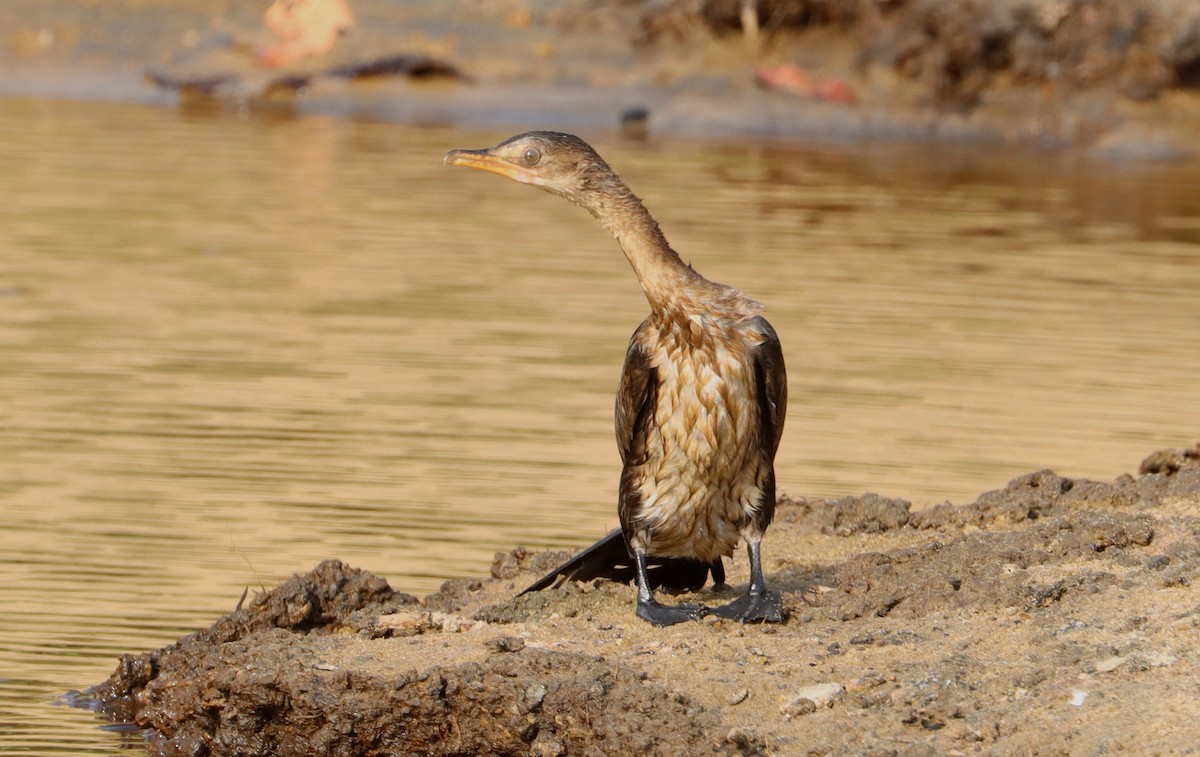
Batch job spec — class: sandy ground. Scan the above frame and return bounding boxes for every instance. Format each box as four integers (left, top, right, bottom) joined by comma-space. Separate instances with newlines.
2, 0, 1200, 152
83, 443, 1200, 756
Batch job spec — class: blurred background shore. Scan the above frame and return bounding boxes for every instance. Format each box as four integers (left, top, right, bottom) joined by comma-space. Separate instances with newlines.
2, 0, 1200, 153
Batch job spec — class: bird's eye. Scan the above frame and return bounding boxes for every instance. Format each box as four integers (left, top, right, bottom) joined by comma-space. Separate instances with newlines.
521, 147, 541, 166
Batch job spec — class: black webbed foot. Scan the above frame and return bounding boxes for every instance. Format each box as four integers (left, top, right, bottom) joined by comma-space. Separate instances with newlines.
636, 598, 708, 626
710, 589, 786, 624
631, 546, 709, 626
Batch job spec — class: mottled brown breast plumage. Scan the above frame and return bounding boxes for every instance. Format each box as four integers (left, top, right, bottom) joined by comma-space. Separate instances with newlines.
616, 288, 786, 563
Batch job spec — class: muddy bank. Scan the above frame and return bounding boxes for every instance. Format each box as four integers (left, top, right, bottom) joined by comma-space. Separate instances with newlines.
2, 1, 1200, 152
82, 443, 1200, 755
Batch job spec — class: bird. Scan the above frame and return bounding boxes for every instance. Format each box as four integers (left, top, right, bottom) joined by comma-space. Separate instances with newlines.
444, 132, 787, 626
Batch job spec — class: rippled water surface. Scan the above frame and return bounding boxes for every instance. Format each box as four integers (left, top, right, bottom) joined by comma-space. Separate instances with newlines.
1, 97, 1197, 753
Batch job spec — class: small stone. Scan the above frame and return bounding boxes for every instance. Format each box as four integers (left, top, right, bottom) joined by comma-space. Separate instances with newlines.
1146, 555, 1171, 571
529, 732, 564, 757
726, 726, 766, 751
847, 672, 890, 692
729, 688, 750, 705
486, 635, 526, 653
434, 612, 483, 633
781, 682, 844, 717
1094, 656, 1125, 673
524, 682, 547, 708
781, 696, 817, 718
376, 610, 431, 632
1140, 650, 1178, 668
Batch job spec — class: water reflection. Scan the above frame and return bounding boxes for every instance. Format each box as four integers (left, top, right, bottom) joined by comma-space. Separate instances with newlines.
0, 97, 1197, 753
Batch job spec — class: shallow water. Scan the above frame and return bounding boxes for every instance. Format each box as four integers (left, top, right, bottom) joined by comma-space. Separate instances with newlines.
0, 97, 1197, 753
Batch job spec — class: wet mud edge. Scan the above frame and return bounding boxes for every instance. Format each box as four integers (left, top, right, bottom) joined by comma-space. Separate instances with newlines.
81, 443, 1200, 756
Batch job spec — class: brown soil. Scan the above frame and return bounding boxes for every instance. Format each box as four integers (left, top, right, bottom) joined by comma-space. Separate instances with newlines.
82, 443, 1200, 756
3, 1, 1200, 152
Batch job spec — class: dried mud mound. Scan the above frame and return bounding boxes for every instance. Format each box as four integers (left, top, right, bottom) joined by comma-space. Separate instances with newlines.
87, 560, 414, 727
85, 444, 1200, 756
135, 636, 715, 757
85, 561, 719, 757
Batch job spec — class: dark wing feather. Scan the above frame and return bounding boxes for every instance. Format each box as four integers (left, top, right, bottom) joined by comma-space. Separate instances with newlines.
748, 316, 787, 532
750, 316, 787, 462
518, 528, 722, 596
615, 325, 654, 466
518, 529, 630, 594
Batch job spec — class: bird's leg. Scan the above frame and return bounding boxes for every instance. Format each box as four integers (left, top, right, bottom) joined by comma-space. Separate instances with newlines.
711, 537, 786, 623
709, 557, 728, 591
633, 547, 707, 626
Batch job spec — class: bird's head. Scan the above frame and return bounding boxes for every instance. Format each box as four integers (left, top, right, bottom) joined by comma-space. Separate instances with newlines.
444, 131, 626, 211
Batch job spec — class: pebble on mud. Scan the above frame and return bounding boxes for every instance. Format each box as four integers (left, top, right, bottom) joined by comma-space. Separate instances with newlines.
375, 610, 431, 633
847, 672, 892, 692
1094, 655, 1125, 673
375, 610, 483, 635
726, 726, 768, 752
781, 683, 845, 718
486, 635, 526, 653
1140, 650, 1178, 668
529, 732, 565, 757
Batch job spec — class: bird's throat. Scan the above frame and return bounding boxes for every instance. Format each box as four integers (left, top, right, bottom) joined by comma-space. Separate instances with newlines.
597, 194, 697, 311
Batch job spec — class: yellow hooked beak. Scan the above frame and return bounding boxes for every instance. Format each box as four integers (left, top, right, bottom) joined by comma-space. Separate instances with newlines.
443, 149, 541, 186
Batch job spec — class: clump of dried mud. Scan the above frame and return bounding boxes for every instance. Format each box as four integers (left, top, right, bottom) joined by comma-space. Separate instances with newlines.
85, 443, 1200, 755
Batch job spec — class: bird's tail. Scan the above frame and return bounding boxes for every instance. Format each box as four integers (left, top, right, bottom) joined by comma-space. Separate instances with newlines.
518, 528, 725, 596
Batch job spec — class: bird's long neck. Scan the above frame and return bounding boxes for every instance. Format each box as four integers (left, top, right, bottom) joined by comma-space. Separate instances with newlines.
588, 186, 702, 313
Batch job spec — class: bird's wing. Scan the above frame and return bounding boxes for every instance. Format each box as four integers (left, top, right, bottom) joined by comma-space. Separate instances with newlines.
518, 529, 631, 594
517, 528, 722, 596
750, 316, 787, 462
615, 325, 656, 466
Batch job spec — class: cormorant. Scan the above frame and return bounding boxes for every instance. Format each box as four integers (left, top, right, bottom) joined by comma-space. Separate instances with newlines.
445, 132, 787, 626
